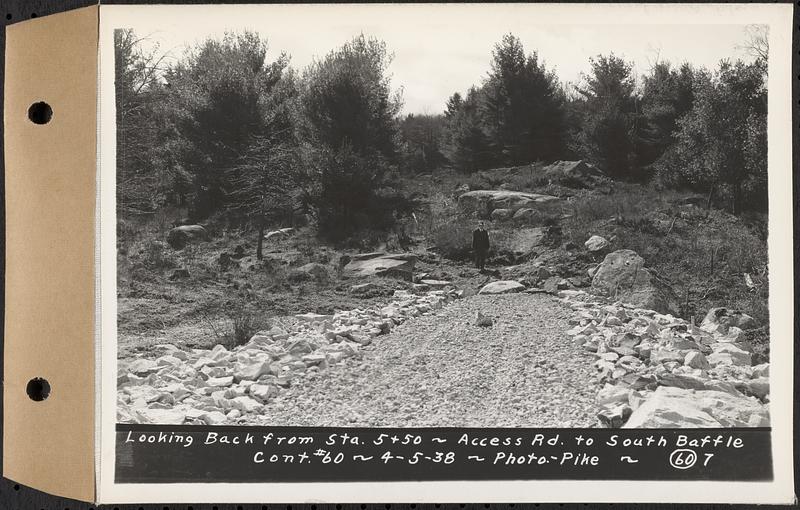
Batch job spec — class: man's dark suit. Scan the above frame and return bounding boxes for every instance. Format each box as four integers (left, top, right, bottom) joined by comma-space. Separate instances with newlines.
472, 228, 490, 270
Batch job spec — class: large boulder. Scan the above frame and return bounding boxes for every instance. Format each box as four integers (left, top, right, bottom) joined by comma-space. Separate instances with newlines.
458, 190, 561, 219
591, 249, 679, 315
503, 227, 547, 255
167, 225, 208, 249
512, 208, 540, 225
490, 208, 513, 222
478, 280, 525, 294
623, 386, 769, 428
342, 252, 416, 281
543, 160, 606, 188
288, 262, 330, 284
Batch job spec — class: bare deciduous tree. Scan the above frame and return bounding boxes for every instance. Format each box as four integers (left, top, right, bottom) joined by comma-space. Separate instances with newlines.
739, 25, 769, 64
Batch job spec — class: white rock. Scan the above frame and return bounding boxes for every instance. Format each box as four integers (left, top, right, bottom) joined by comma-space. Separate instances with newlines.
597, 384, 630, 405
156, 355, 183, 367
742, 377, 769, 400
585, 235, 610, 253
209, 344, 229, 361
684, 351, 710, 370
420, 279, 451, 288
326, 351, 346, 364
232, 396, 263, 413
295, 313, 334, 323
478, 281, 525, 295
269, 326, 290, 339
207, 376, 234, 387
249, 383, 279, 402
623, 386, 768, 428
716, 326, 745, 343
128, 359, 159, 375
233, 361, 272, 382
752, 363, 770, 378
201, 411, 227, 425
707, 343, 751, 367
248, 334, 273, 346
136, 407, 187, 425
701, 307, 757, 333
185, 408, 206, 420
302, 354, 328, 366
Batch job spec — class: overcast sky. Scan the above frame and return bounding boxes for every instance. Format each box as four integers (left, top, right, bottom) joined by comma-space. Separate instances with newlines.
121, 4, 760, 115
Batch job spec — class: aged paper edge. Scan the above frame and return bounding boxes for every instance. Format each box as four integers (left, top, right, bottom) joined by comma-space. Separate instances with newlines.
3, 4, 99, 503
96, 3, 794, 504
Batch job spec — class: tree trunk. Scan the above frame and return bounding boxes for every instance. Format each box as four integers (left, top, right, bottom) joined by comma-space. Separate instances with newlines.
732, 181, 742, 215
256, 218, 265, 260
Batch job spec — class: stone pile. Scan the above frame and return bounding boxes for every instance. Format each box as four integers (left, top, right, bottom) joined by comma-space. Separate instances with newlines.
117, 288, 462, 425
557, 290, 770, 428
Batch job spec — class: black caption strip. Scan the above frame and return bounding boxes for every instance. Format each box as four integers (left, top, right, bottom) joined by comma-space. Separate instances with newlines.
116, 425, 772, 483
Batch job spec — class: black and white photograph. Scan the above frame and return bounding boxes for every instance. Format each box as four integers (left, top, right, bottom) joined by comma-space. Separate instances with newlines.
113, 4, 776, 432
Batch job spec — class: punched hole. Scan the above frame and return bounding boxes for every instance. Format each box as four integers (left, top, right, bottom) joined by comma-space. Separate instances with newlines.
28, 102, 52, 124
26, 377, 50, 401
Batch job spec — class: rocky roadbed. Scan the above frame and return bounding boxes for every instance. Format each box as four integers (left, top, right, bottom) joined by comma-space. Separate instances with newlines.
117, 289, 599, 427
118, 288, 462, 425
118, 273, 770, 428
244, 294, 596, 427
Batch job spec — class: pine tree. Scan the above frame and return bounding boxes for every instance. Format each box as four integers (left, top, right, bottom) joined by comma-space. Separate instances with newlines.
572, 54, 642, 180
480, 34, 567, 165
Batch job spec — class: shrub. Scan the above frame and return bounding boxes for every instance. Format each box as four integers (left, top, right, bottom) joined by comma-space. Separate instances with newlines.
465, 174, 489, 191
226, 310, 261, 349
117, 219, 139, 241
432, 219, 474, 260
715, 224, 767, 275
134, 240, 178, 271
202, 296, 268, 349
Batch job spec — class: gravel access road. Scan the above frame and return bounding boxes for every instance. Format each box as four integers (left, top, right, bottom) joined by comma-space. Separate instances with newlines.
250, 293, 598, 427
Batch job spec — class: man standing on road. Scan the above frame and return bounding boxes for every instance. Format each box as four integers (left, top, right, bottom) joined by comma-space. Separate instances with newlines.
472, 222, 490, 271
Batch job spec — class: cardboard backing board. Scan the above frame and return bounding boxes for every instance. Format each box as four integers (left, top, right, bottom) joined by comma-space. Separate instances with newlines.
3, 5, 98, 503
